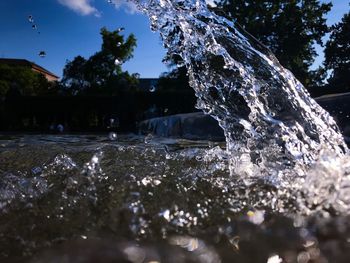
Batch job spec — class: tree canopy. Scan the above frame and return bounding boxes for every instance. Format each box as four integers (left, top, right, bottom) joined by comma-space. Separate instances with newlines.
213, 0, 332, 86
61, 27, 138, 95
0, 64, 54, 96
324, 11, 350, 92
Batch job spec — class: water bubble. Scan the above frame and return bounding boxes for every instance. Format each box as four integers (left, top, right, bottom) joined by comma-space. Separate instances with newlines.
38, 51, 46, 58
117, 27, 125, 32
32, 24, 37, 30
114, 58, 122, 66
28, 15, 34, 23
116, 42, 122, 47
107, 0, 113, 3
149, 85, 156, 92
164, 108, 168, 113
108, 132, 117, 141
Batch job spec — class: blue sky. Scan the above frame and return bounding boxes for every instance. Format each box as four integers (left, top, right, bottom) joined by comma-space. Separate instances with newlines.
0, 0, 349, 78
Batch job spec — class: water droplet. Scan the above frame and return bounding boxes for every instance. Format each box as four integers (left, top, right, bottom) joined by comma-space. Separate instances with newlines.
117, 27, 125, 32
141, 177, 151, 186
267, 254, 282, 263
108, 132, 117, 141
160, 209, 171, 221
116, 42, 122, 47
114, 58, 122, 65
164, 108, 168, 113
153, 179, 161, 185
38, 51, 46, 58
28, 15, 34, 23
32, 24, 37, 30
149, 85, 156, 92
107, 0, 113, 3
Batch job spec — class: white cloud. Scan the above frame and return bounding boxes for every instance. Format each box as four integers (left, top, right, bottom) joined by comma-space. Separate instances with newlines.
110, 0, 139, 14
57, 0, 100, 16
58, 0, 215, 17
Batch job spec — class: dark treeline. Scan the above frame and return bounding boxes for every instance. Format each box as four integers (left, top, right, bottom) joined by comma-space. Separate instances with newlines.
0, 91, 196, 132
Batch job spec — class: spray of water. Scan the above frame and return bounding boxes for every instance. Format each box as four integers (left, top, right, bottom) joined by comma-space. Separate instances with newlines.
126, 0, 350, 213
130, 0, 347, 173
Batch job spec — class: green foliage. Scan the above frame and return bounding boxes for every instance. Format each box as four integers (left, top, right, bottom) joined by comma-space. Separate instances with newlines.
0, 64, 54, 96
324, 11, 350, 91
61, 56, 87, 94
61, 27, 138, 95
214, 0, 332, 86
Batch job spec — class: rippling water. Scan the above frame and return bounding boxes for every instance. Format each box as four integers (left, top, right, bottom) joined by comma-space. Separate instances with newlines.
0, 135, 350, 262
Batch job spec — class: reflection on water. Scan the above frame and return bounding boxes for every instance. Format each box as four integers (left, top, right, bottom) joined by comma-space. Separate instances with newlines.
1, 135, 350, 262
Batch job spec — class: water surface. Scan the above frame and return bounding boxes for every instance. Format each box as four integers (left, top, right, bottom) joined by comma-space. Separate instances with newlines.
1, 135, 350, 262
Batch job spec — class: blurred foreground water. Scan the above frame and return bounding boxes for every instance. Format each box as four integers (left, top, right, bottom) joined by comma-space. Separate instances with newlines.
1, 134, 350, 263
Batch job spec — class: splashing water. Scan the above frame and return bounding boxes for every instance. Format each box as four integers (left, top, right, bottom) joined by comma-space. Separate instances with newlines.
125, 0, 350, 215
1, 1, 350, 261
130, 0, 347, 175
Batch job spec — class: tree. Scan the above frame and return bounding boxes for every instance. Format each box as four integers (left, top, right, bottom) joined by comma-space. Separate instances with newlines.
0, 64, 54, 96
61, 27, 138, 95
61, 56, 88, 95
213, 0, 332, 87
324, 11, 350, 92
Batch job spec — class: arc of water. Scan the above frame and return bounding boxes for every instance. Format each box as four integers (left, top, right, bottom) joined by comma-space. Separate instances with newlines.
130, 0, 347, 176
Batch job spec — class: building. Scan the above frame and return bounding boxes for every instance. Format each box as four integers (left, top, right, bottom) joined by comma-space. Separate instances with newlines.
0, 58, 59, 82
